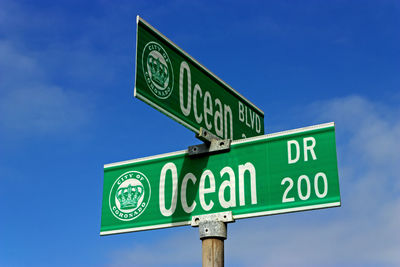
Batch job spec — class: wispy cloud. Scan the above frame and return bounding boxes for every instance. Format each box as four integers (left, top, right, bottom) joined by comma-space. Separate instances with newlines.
0, 41, 44, 85
107, 95, 400, 266
231, 96, 400, 266
0, 0, 97, 137
0, 40, 93, 136
0, 84, 91, 134
107, 229, 200, 267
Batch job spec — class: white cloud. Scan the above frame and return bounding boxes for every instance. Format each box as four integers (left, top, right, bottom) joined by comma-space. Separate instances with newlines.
0, 84, 91, 134
0, 40, 92, 135
314, 96, 400, 189
0, 41, 44, 86
0, 0, 99, 137
107, 229, 200, 267
107, 95, 400, 266
226, 96, 400, 266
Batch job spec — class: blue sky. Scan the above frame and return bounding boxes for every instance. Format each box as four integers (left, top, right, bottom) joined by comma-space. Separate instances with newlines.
0, 0, 399, 266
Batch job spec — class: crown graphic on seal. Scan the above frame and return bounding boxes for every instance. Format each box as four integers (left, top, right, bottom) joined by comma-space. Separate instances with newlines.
147, 54, 169, 87
116, 184, 144, 210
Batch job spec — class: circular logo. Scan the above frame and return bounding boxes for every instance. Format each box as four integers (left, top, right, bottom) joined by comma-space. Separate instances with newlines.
142, 41, 174, 99
109, 171, 151, 221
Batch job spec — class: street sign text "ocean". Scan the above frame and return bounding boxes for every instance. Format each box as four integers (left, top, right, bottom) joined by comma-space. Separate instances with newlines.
134, 16, 264, 140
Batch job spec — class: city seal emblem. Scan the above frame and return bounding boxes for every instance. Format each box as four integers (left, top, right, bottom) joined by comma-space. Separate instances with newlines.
109, 170, 151, 221
142, 41, 174, 99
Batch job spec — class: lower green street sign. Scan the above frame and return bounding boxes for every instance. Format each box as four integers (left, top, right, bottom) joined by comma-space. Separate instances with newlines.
100, 122, 340, 235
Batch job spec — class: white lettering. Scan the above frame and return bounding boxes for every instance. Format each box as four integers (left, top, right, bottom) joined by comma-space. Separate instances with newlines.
199, 170, 215, 211
214, 98, 223, 138
159, 163, 178, 216
238, 162, 257, 206
245, 106, 251, 127
298, 175, 311, 200
314, 172, 328, 198
288, 140, 300, 164
203, 91, 213, 130
238, 101, 244, 122
179, 61, 191, 116
250, 108, 255, 129
224, 104, 233, 139
193, 84, 203, 123
281, 177, 295, 203
178, 61, 234, 138
303, 137, 317, 161
281, 172, 328, 203
181, 172, 197, 213
219, 166, 236, 208
159, 161, 259, 216
256, 115, 261, 133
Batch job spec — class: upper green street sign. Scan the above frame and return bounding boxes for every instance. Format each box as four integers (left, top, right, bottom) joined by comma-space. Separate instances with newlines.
134, 16, 265, 140
100, 122, 340, 235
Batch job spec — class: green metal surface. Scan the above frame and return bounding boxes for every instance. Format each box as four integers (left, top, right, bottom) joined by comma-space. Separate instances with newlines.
134, 16, 264, 140
100, 123, 340, 235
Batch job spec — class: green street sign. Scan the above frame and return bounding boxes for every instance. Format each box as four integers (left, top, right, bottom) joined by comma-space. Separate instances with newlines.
134, 16, 264, 140
100, 122, 340, 235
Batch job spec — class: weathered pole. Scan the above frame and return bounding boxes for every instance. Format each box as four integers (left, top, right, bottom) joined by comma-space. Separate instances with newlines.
192, 212, 233, 267
200, 221, 227, 267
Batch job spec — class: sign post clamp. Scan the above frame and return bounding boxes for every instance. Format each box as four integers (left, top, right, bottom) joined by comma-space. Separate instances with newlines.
191, 211, 234, 240
191, 211, 234, 267
188, 128, 232, 158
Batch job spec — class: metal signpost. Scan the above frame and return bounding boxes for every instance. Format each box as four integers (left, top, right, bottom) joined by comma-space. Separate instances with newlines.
134, 16, 264, 140
101, 122, 340, 234
100, 16, 341, 267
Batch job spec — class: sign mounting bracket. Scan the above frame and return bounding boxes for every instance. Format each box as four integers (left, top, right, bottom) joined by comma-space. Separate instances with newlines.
191, 211, 234, 239
188, 128, 232, 157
